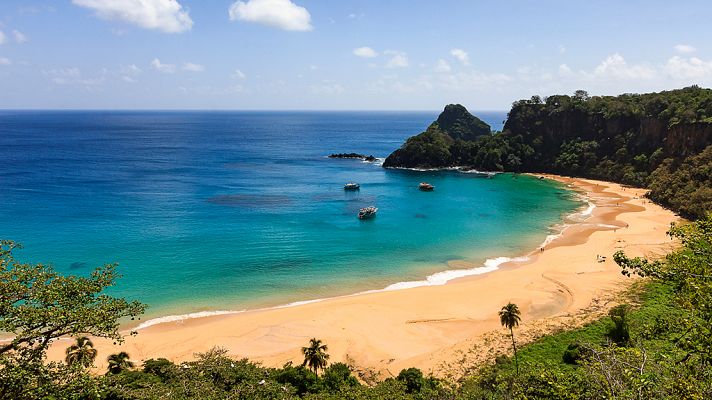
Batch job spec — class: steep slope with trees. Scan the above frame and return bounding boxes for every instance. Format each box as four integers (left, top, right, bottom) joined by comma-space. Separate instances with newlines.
383, 86, 712, 219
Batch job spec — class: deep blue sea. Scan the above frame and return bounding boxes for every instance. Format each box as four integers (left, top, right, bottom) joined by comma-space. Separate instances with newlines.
0, 111, 581, 320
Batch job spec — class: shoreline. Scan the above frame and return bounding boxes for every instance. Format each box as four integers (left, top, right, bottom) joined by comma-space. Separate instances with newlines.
127, 174, 588, 331
45, 175, 679, 377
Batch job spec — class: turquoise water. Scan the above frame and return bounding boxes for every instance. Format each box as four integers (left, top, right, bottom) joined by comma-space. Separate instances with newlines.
0, 111, 581, 319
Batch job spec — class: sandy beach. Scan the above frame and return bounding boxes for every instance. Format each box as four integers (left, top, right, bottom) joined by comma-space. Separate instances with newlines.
46, 176, 679, 379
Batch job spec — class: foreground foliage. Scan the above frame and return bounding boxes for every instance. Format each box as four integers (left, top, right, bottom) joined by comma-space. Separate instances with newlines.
0, 240, 145, 399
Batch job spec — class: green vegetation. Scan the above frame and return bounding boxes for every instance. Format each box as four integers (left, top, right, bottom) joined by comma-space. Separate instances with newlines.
0, 239, 145, 399
384, 86, 712, 219
383, 104, 491, 168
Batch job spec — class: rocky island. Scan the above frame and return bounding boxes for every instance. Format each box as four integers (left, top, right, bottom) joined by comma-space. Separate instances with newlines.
328, 153, 377, 162
384, 86, 712, 219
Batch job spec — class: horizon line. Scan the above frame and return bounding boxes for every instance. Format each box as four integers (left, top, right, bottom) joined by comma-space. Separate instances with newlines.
0, 108, 509, 113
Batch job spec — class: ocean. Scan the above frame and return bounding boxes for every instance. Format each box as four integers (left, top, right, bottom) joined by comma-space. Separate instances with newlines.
0, 111, 582, 321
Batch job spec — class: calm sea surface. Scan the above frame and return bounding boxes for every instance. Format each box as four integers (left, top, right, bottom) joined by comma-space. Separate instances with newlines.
0, 111, 580, 318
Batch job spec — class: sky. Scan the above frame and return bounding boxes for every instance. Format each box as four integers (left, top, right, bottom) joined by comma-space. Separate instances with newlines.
0, 0, 711, 110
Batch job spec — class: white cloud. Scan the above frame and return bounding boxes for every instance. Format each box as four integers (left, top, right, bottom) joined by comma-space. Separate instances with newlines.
593, 53, 656, 80
228, 0, 312, 32
0, 57, 10, 66
120, 64, 141, 83
183, 62, 205, 72
72, 0, 193, 33
558, 45, 566, 54
44, 67, 105, 86
232, 69, 246, 79
121, 64, 142, 75
353, 46, 378, 58
310, 82, 345, 95
0, 31, 6, 45
450, 48, 469, 65
384, 51, 409, 69
674, 44, 696, 54
150, 58, 176, 73
664, 56, 712, 79
439, 71, 512, 89
558, 64, 573, 77
435, 59, 451, 73
12, 30, 28, 43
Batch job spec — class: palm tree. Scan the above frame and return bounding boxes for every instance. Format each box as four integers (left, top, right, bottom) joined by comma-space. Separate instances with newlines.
64, 336, 97, 368
106, 351, 134, 374
301, 338, 329, 375
499, 302, 522, 374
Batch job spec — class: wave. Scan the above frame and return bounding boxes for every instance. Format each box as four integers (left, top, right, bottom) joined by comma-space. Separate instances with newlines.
131, 256, 530, 331
134, 310, 245, 331
377, 256, 530, 291
385, 165, 498, 177
581, 202, 596, 217
367, 157, 385, 167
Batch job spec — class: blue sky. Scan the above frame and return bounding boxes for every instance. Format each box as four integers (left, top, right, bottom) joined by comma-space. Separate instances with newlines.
0, 0, 710, 110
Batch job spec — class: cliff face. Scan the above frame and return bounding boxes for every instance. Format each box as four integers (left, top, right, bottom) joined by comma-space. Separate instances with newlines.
503, 106, 712, 167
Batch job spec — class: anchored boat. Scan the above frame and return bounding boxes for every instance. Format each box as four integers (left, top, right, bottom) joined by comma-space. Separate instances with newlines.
358, 206, 378, 219
418, 182, 434, 191
344, 182, 360, 191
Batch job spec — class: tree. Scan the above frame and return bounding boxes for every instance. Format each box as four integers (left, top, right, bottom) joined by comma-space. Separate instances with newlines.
322, 362, 359, 392
0, 240, 146, 359
65, 336, 98, 368
397, 367, 425, 394
499, 302, 522, 374
107, 351, 134, 374
301, 338, 329, 375
606, 304, 631, 345
0, 240, 145, 398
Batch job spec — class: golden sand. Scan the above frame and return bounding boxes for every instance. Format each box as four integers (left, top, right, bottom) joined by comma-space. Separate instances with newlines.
46, 176, 679, 379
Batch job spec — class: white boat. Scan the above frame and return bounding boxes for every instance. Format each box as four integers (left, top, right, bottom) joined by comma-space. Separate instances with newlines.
358, 206, 378, 219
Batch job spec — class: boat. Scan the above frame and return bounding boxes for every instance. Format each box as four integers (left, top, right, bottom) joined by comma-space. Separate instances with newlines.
418, 182, 434, 191
358, 206, 378, 219
344, 182, 360, 191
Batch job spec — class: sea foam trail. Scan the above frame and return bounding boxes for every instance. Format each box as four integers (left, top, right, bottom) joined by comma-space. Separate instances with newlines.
581, 202, 596, 217
379, 256, 530, 291
132, 257, 530, 330
135, 310, 244, 331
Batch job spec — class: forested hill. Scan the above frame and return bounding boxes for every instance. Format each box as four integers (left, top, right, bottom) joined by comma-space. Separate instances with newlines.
383, 86, 712, 219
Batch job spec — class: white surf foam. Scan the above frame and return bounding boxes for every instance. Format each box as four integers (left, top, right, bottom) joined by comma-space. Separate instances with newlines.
273, 298, 325, 309
379, 256, 529, 291
366, 157, 385, 167
581, 201, 596, 217
135, 310, 244, 331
